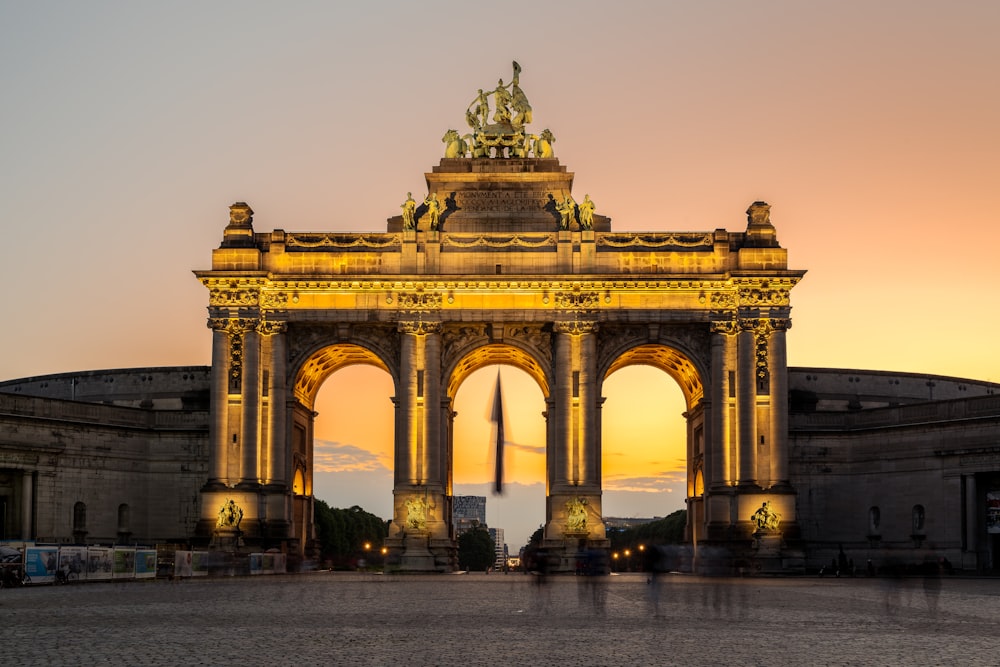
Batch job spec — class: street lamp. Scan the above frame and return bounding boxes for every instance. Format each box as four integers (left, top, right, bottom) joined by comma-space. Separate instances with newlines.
624, 549, 631, 572
612, 552, 619, 572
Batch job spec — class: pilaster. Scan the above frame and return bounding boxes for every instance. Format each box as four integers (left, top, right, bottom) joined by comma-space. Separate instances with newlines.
736, 315, 758, 487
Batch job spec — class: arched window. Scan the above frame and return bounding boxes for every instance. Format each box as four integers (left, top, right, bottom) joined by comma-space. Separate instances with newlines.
868, 506, 880, 534
73, 501, 88, 544
73, 501, 87, 531
117, 504, 130, 533
292, 468, 305, 496
912, 504, 925, 534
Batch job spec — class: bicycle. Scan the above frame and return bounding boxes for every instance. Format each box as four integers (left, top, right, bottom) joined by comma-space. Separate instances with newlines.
0, 563, 30, 588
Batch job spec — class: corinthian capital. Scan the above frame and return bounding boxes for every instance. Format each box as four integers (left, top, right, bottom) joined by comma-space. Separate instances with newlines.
258, 319, 288, 336
398, 320, 443, 335
554, 320, 599, 335
207, 317, 258, 335
709, 319, 738, 335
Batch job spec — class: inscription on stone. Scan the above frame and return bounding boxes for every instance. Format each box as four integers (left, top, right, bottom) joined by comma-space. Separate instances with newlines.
456, 191, 549, 212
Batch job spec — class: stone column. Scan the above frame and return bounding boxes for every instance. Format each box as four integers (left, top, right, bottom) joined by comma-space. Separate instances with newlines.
708, 320, 736, 488
396, 329, 417, 486
553, 326, 572, 488
579, 325, 599, 488
262, 321, 288, 487
736, 317, 757, 486
206, 320, 232, 487
767, 318, 790, 487
21, 471, 33, 540
548, 320, 600, 540
423, 325, 443, 489
239, 322, 261, 487
396, 321, 441, 487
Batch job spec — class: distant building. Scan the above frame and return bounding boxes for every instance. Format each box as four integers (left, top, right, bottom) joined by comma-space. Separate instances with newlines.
488, 527, 506, 569
452, 496, 486, 536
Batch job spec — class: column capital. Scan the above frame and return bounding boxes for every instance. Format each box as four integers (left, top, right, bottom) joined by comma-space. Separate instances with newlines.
257, 319, 288, 336
207, 317, 259, 334
709, 318, 738, 335
554, 320, 599, 335
398, 320, 442, 335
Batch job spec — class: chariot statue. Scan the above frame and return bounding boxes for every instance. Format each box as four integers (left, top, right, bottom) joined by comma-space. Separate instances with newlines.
443, 61, 554, 159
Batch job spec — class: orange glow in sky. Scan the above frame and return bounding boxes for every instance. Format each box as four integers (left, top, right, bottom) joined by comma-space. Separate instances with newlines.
2, 3, 998, 546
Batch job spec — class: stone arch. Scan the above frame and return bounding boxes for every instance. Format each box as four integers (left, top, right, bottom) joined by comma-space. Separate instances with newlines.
601, 343, 706, 411
445, 342, 551, 401
292, 342, 396, 411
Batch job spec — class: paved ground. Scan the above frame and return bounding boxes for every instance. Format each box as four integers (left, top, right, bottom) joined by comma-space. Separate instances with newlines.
2, 572, 999, 666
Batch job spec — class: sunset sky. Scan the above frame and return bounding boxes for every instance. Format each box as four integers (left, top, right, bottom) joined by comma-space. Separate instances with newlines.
2, 2, 998, 547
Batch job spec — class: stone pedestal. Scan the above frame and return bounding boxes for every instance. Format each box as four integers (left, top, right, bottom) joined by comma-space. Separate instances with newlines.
399, 534, 437, 572
210, 527, 244, 553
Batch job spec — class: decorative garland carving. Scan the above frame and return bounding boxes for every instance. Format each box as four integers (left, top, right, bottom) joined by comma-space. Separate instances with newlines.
755, 324, 771, 383
229, 333, 243, 391
442, 234, 556, 249
596, 233, 714, 248
285, 233, 401, 249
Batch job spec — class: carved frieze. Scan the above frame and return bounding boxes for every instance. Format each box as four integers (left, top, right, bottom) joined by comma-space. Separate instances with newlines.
710, 291, 737, 309
396, 291, 443, 310
738, 287, 790, 307
555, 291, 599, 309
208, 287, 259, 307
260, 291, 290, 309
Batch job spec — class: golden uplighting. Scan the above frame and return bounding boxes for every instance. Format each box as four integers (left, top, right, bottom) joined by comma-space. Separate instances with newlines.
447, 343, 549, 400
604, 344, 703, 409
294, 344, 392, 409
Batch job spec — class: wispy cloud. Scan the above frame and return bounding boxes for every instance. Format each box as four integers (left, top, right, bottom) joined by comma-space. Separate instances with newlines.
504, 439, 545, 456
603, 472, 686, 493
313, 439, 390, 474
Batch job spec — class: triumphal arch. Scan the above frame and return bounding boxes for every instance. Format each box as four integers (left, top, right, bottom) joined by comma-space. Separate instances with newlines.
195, 63, 805, 571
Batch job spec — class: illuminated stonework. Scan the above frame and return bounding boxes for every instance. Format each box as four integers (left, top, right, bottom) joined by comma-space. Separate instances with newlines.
196, 64, 805, 570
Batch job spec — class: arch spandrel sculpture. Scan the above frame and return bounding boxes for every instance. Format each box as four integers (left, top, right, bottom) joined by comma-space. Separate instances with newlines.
196, 63, 805, 572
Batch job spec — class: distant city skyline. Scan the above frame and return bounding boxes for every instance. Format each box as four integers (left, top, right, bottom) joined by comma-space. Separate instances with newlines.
3, 3, 998, 549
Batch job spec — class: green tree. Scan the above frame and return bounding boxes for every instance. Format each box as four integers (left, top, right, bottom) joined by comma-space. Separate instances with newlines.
457, 525, 495, 571
314, 500, 388, 568
608, 509, 687, 553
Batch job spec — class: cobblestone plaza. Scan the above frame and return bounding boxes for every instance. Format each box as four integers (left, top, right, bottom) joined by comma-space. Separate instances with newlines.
3, 573, 998, 665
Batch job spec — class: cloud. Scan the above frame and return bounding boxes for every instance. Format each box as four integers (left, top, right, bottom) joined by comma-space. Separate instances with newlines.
603, 471, 686, 493
313, 439, 390, 474
503, 439, 545, 456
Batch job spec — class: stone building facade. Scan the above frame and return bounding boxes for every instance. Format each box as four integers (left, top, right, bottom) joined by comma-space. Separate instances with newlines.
3, 64, 999, 573
0, 367, 210, 545
2, 365, 999, 571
